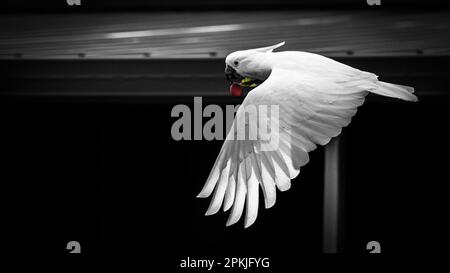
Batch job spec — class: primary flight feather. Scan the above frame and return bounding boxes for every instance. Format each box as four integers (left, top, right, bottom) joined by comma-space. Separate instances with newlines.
197, 41, 417, 228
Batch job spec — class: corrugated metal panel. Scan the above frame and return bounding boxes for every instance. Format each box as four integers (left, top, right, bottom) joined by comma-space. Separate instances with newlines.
1, 11, 449, 59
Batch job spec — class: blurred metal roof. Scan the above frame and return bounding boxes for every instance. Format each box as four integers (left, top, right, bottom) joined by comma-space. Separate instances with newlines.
0, 11, 450, 59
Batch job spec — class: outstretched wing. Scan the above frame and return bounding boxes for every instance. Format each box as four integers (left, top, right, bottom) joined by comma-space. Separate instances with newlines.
197, 65, 376, 228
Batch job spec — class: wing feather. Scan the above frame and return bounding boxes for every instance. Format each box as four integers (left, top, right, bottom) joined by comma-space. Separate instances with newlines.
257, 152, 277, 209
226, 159, 247, 226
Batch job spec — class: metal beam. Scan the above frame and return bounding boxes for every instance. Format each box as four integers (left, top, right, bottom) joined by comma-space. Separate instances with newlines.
0, 56, 448, 101
323, 136, 342, 253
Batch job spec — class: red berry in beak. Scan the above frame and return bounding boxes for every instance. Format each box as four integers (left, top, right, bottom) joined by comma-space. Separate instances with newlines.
230, 83, 243, 97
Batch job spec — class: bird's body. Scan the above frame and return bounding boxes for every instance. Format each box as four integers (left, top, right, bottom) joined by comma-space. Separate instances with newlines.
197, 42, 417, 228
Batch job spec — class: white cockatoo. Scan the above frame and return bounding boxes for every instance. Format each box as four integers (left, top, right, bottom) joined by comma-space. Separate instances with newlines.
197, 42, 417, 228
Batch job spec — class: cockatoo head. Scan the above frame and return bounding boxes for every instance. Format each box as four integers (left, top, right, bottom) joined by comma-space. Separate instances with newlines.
225, 41, 285, 96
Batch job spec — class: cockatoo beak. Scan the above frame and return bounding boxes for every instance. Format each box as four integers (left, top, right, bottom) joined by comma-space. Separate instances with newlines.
224, 65, 242, 83
225, 65, 244, 96
224, 65, 261, 96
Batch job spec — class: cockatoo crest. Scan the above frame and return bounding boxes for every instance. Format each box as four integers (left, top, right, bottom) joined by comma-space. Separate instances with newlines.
249, 41, 285, 53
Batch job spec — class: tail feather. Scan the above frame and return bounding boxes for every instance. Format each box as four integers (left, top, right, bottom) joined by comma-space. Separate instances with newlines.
371, 81, 418, 102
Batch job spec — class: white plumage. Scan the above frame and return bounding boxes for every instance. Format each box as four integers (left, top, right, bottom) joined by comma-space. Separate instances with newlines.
197, 42, 417, 228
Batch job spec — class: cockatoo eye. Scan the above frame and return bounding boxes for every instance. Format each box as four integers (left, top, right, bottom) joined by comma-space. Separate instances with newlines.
233, 60, 239, 66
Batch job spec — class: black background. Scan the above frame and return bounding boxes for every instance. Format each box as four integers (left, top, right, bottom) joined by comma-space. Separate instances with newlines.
3, 0, 450, 10
2, 97, 449, 265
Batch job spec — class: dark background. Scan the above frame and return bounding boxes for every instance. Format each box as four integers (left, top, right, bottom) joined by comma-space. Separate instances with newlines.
3, 0, 450, 10
1, 0, 449, 268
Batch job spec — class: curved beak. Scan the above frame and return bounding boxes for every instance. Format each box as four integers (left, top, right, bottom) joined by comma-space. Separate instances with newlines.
225, 65, 242, 83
